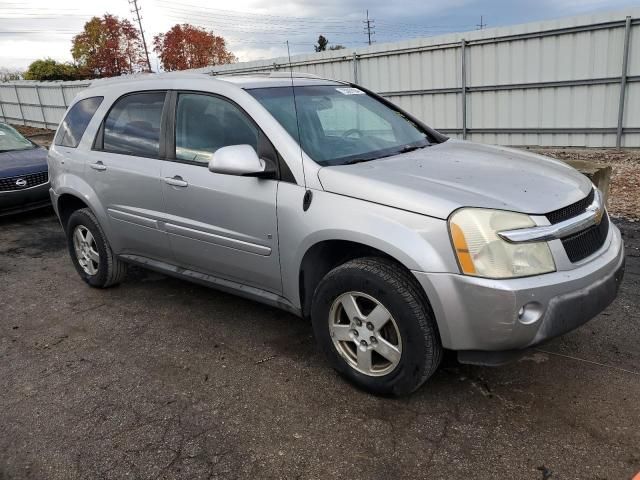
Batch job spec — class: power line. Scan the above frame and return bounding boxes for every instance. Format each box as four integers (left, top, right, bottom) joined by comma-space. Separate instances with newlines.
157, 2, 473, 43
363, 10, 374, 46
160, 13, 359, 34
160, 14, 463, 45
157, 5, 360, 29
158, 2, 473, 31
158, 8, 369, 38
129, 0, 152, 72
375, 20, 476, 28
159, 8, 471, 52
160, 17, 363, 37
155, 0, 362, 24
0, 30, 77, 34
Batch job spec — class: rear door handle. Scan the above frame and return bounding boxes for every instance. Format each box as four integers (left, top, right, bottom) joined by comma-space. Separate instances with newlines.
90, 161, 106, 171
164, 176, 188, 187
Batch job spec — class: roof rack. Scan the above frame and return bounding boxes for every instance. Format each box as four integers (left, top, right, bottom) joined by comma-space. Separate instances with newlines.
211, 71, 321, 79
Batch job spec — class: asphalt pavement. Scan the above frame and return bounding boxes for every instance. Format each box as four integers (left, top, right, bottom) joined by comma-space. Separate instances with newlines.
1, 209, 639, 479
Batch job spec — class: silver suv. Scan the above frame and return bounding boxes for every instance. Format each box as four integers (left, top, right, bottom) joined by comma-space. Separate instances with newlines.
48, 73, 624, 395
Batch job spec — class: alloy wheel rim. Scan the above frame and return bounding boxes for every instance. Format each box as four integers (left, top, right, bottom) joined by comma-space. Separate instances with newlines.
328, 291, 402, 377
73, 225, 99, 275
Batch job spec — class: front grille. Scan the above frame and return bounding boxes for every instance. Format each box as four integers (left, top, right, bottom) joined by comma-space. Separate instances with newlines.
546, 189, 594, 224
543, 188, 609, 263
0, 171, 48, 192
561, 214, 610, 262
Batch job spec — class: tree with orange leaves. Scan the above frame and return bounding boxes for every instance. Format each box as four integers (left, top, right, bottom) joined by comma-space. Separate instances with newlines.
153, 24, 237, 72
71, 14, 148, 78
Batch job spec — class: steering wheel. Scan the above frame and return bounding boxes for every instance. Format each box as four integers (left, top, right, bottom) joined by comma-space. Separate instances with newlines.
341, 129, 364, 138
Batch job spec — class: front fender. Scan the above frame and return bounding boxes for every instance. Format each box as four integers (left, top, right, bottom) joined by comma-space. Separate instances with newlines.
277, 184, 458, 308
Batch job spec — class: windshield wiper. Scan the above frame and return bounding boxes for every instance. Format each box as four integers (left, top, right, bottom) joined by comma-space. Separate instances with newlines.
397, 143, 429, 154
341, 141, 431, 166
343, 157, 376, 165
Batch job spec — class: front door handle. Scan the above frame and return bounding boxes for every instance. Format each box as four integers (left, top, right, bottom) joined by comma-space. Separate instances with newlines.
90, 161, 106, 171
164, 176, 188, 187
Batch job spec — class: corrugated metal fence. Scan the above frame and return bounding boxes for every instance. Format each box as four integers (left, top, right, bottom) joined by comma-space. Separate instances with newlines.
0, 80, 90, 130
1, 8, 639, 147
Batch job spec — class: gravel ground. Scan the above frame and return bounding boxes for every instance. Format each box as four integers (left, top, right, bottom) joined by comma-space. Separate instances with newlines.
0, 209, 639, 480
13, 125, 53, 147
530, 147, 640, 221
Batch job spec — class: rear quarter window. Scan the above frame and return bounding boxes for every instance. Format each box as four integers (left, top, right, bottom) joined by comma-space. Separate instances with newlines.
54, 96, 104, 148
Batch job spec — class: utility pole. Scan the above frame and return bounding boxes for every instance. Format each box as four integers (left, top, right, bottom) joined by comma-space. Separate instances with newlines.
363, 10, 375, 46
476, 15, 486, 30
129, 0, 152, 72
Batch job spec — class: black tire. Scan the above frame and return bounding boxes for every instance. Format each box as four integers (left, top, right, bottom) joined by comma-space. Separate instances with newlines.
66, 208, 127, 288
311, 257, 442, 396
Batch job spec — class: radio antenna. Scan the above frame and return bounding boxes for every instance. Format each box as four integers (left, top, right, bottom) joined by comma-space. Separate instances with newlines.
286, 40, 307, 188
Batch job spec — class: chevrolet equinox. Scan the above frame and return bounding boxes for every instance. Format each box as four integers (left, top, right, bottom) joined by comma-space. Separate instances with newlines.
48, 73, 625, 395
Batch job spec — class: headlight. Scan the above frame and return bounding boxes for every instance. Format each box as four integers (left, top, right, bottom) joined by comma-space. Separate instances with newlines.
448, 208, 555, 278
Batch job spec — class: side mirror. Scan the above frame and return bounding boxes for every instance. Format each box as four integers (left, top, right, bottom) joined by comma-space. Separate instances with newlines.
208, 144, 275, 178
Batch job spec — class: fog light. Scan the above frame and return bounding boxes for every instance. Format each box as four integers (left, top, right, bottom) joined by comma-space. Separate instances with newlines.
517, 302, 543, 325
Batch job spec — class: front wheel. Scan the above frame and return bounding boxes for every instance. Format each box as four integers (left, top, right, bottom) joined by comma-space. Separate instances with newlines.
311, 257, 442, 396
66, 208, 127, 288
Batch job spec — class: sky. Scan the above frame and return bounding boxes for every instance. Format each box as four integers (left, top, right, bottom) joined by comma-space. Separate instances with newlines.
0, 0, 637, 71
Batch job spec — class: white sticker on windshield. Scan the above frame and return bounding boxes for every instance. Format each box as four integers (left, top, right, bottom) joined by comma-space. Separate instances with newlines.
335, 87, 365, 95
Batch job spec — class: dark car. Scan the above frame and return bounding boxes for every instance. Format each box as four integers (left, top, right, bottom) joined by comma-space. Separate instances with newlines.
0, 123, 50, 216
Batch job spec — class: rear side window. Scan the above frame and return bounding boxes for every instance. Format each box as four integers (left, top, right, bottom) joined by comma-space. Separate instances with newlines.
54, 96, 103, 148
102, 92, 166, 157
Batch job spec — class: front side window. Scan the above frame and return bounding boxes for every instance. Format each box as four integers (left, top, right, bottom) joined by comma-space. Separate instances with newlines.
103, 92, 165, 157
0, 123, 35, 152
54, 96, 103, 148
175, 93, 258, 165
248, 85, 430, 166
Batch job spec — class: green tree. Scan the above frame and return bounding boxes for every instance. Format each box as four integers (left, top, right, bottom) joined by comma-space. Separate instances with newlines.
314, 35, 328, 52
23, 59, 83, 81
329, 44, 346, 50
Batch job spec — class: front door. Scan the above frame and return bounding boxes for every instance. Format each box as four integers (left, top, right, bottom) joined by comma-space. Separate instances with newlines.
161, 92, 281, 294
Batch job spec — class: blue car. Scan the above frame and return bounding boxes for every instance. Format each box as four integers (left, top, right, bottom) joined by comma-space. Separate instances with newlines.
0, 123, 50, 216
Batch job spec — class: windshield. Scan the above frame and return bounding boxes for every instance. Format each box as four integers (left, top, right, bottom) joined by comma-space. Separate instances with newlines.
0, 123, 35, 152
248, 85, 430, 166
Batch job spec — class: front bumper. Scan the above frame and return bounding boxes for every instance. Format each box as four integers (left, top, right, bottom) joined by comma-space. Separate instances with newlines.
0, 182, 51, 217
413, 222, 625, 358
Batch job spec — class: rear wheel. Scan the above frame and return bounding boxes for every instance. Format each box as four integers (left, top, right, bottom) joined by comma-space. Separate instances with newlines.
311, 257, 442, 396
66, 208, 127, 288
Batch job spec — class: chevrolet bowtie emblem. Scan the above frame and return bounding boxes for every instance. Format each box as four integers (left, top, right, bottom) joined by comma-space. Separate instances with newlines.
593, 206, 604, 225
587, 191, 604, 226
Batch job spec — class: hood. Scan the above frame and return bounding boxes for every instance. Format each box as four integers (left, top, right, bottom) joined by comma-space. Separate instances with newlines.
0, 146, 48, 178
317, 140, 592, 219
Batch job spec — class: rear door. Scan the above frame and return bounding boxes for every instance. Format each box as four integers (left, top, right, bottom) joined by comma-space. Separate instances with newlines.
88, 91, 172, 260
160, 91, 281, 294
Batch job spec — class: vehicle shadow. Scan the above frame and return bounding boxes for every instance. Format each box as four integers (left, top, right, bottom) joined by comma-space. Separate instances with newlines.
0, 205, 55, 225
